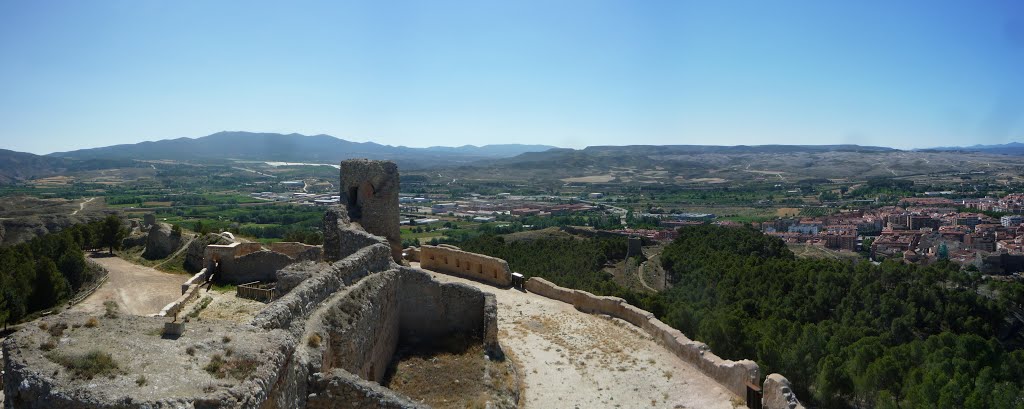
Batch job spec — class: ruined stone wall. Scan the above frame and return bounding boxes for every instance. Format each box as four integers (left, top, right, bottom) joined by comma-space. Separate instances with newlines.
321, 271, 401, 383
339, 160, 402, 262
224, 250, 293, 284
525, 277, 761, 399
203, 242, 302, 284
270, 242, 323, 262
306, 370, 427, 409
252, 243, 394, 332
323, 206, 391, 263
397, 267, 496, 350
420, 245, 513, 286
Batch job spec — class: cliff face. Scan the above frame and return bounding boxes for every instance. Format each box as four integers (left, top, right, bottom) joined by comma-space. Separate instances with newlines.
0, 214, 102, 247
142, 222, 184, 260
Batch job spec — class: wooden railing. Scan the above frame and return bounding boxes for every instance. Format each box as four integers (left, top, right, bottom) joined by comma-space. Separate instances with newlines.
238, 281, 276, 302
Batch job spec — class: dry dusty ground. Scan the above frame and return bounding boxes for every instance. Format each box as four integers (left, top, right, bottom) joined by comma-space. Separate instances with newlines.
183, 288, 267, 323
420, 268, 743, 409
69, 254, 186, 316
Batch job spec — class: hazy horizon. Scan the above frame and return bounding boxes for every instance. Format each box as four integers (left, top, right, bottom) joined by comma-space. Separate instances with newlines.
2, 1, 1023, 154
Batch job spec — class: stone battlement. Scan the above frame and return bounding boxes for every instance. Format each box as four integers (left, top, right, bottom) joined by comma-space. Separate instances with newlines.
419, 244, 514, 286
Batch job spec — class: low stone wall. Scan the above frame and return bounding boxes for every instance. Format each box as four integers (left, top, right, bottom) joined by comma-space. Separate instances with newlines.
307, 370, 427, 409
763, 373, 806, 409
158, 280, 205, 318
271, 242, 323, 262
525, 277, 760, 399
420, 245, 513, 286
181, 268, 208, 294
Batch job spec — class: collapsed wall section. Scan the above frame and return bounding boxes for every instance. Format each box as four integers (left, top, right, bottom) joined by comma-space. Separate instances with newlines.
420, 244, 514, 286
323, 206, 391, 263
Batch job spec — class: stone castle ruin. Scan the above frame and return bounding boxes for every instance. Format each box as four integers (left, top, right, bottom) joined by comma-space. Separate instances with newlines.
2, 158, 802, 409
3, 159, 500, 408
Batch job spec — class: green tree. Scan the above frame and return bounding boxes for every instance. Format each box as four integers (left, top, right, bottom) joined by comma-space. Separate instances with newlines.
29, 259, 69, 311
99, 215, 127, 254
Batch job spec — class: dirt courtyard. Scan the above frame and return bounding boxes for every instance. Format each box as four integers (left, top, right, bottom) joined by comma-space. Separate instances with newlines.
419, 267, 743, 409
70, 254, 185, 316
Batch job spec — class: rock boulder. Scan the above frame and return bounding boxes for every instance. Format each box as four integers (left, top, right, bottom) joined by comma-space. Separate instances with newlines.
142, 222, 182, 260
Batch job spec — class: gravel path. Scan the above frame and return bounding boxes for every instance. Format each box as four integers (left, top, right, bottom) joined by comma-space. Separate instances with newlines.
69, 254, 185, 316
420, 268, 741, 409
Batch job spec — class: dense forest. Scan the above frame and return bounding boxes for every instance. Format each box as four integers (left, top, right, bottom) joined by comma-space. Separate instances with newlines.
0, 216, 124, 327
458, 225, 1024, 409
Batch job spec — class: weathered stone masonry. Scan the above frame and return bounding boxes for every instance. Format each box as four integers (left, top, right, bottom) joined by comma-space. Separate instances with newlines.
419, 244, 513, 287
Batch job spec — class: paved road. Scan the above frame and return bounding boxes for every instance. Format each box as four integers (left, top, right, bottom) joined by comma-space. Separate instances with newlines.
69, 254, 184, 316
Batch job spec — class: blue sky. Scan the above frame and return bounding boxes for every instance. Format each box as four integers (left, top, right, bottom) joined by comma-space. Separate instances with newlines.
1, 1, 1022, 154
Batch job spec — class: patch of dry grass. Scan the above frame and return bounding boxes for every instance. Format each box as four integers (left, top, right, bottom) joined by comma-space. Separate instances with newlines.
383, 343, 518, 409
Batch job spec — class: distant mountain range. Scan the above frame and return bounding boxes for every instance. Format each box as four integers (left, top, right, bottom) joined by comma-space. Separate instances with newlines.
47, 132, 559, 169
923, 142, 1024, 155
488, 144, 899, 168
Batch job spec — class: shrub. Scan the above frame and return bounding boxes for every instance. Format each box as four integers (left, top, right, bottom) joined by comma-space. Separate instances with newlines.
103, 301, 119, 318
84, 317, 98, 328
46, 350, 121, 379
204, 353, 258, 380
48, 322, 68, 338
307, 333, 322, 348
40, 339, 57, 351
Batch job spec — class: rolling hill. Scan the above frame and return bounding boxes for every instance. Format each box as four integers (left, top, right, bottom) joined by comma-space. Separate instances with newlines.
48, 131, 559, 168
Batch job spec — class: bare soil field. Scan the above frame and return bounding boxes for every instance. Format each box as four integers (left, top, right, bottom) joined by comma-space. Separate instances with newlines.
69, 254, 185, 316
561, 175, 616, 183
421, 268, 742, 409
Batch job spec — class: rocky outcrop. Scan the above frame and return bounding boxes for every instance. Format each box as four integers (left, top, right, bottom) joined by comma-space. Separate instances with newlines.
2, 312, 295, 409
185, 233, 234, 273
121, 232, 147, 249
142, 222, 183, 260
0, 214, 100, 246
763, 373, 805, 409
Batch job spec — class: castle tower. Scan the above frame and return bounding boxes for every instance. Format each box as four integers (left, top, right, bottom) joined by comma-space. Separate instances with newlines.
338, 159, 403, 262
